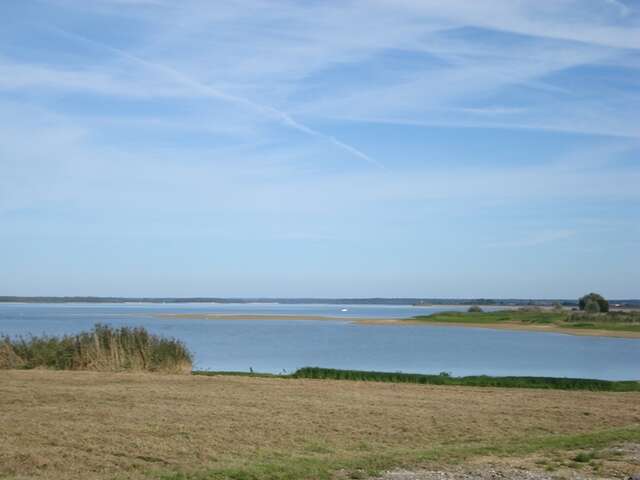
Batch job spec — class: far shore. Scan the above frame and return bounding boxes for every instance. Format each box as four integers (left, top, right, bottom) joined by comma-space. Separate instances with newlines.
155, 313, 640, 339
367, 318, 640, 339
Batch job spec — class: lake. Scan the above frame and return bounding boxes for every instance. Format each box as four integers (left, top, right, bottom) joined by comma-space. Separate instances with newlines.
1, 302, 638, 380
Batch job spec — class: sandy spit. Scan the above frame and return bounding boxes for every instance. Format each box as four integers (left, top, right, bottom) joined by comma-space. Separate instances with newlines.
154, 313, 640, 339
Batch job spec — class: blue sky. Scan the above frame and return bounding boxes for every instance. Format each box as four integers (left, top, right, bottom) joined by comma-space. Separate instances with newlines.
1, 0, 639, 298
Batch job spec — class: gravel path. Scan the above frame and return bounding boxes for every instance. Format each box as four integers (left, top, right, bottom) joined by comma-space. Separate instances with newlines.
370, 444, 640, 480
372, 467, 606, 479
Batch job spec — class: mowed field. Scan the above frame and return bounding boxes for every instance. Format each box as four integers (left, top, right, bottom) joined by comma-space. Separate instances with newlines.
1, 370, 640, 480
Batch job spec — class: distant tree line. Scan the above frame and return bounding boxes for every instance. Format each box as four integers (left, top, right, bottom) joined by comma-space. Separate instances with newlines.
1, 295, 637, 308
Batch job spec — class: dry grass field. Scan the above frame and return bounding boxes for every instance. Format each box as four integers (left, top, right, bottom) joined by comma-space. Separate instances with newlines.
1, 370, 640, 480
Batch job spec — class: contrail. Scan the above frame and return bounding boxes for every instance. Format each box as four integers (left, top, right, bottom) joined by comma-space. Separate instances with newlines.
48, 26, 383, 168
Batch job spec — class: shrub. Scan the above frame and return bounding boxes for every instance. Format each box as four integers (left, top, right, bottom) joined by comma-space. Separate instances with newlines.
579, 293, 609, 313
467, 305, 483, 313
584, 299, 601, 314
0, 324, 192, 373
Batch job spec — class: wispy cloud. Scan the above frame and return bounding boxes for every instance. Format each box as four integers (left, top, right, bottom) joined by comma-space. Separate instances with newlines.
48, 25, 382, 167
3, 1, 638, 140
1, 0, 639, 296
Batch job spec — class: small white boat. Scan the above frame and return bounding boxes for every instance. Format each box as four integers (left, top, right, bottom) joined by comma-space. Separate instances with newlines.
340, 308, 349, 312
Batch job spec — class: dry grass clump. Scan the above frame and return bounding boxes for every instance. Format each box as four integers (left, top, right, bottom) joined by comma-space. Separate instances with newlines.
0, 341, 25, 369
0, 324, 192, 373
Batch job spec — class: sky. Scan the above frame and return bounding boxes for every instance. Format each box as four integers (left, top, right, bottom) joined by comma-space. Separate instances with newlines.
1, 0, 639, 299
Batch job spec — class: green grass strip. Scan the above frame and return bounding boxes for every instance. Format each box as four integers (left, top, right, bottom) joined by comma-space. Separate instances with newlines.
153, 426, 640, 480
411, 309, 640, 333
193, 367, 640, 391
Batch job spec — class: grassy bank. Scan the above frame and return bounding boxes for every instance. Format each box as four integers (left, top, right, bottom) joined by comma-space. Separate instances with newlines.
410, 309, 640, 334
285, 367, 640, 391
0, 324, 192, 373
2, 369, 640, 480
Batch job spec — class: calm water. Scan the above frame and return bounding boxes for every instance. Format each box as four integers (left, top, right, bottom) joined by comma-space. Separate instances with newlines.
1, 303, 638, 380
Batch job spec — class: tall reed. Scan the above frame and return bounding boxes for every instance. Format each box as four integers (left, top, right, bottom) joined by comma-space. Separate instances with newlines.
0, 324, 192, 373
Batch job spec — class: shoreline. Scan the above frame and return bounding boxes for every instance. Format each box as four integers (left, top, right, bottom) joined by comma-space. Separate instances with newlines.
375, 319, 640, 339
155, 313, 640, 339
155, 313, 368, 321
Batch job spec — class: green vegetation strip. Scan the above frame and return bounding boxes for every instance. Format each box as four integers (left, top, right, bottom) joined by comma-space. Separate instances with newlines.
413, 310, 565, 324
193, 367, 640, 391
155, 426, 640, 480
411, 309, 640, 333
